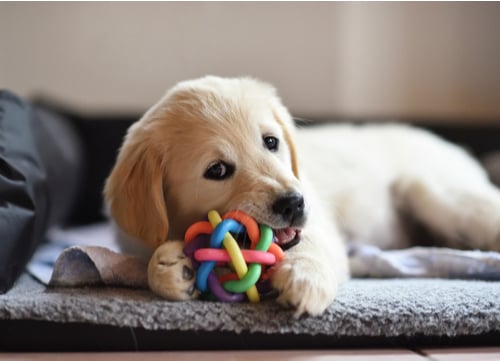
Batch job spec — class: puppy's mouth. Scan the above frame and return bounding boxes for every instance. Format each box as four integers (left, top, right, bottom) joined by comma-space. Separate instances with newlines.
273, 227, 301, 250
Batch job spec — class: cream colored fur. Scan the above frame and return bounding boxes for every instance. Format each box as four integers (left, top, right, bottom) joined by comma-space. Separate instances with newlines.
105, 76, 500, 316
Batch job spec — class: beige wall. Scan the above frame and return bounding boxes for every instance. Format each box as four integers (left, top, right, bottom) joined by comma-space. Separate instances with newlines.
1, 2, 500, 122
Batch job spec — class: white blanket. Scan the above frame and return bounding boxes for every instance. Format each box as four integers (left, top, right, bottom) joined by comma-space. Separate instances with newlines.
27, 223, 500, 288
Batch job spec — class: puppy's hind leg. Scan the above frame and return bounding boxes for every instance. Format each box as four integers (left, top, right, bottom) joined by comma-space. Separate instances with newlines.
392, 172, 500, 252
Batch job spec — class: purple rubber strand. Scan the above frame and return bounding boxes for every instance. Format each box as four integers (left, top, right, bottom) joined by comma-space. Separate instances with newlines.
208, 272, 245, 302
184, 235, 210, 269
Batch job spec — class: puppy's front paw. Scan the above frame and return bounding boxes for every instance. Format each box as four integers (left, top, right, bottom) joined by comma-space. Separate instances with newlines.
271, 255, 338, 317
148, 241, 199, 301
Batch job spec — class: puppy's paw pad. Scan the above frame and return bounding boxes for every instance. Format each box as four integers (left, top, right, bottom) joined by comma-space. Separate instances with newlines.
148, 241, 199, 301
271, 257, 337, 317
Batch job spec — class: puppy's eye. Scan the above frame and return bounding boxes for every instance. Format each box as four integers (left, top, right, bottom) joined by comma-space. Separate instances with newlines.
204, 161, 235, 181
263, 136, 279, 152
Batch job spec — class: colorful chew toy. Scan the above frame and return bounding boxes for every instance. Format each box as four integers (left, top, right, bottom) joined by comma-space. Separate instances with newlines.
183, 210, 284, 303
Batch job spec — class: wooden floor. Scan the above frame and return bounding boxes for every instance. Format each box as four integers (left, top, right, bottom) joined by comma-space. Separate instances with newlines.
1, 349, 500, 361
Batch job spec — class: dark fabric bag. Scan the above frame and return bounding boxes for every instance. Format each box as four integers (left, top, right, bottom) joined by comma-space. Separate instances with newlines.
0, 90, 83, 293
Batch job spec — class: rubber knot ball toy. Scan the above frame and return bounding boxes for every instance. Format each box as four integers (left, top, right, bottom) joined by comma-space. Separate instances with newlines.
183, 210, 284, 302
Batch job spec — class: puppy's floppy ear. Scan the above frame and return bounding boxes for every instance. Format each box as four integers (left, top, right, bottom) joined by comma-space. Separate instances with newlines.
104, 125, 169, 249
252, 77, 300, 179
271, 101, 300, 179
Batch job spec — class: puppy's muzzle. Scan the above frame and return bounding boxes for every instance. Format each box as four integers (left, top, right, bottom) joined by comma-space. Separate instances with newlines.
272, 192, 305, 226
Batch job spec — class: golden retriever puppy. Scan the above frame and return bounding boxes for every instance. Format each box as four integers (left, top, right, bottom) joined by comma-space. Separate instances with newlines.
105, 76, 500, 316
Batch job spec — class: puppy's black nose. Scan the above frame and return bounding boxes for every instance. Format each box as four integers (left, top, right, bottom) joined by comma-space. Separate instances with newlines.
272, 192, 305, 224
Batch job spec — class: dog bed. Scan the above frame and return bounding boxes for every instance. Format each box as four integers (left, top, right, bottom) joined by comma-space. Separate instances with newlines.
1, 92, 500, 351
2, 187, 500, 352
1, 270, 499, 351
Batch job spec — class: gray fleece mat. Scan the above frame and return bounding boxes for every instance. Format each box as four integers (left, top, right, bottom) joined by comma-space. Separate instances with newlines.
3, 222, 500, 343
1, 273, 499, 339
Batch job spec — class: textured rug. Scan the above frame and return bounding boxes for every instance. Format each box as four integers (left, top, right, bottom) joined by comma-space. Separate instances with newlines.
2, 223, 500, 350
2, 273, 499, 340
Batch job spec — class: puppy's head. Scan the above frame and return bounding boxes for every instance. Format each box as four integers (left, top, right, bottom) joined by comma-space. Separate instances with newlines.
104, 76, 306, 250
